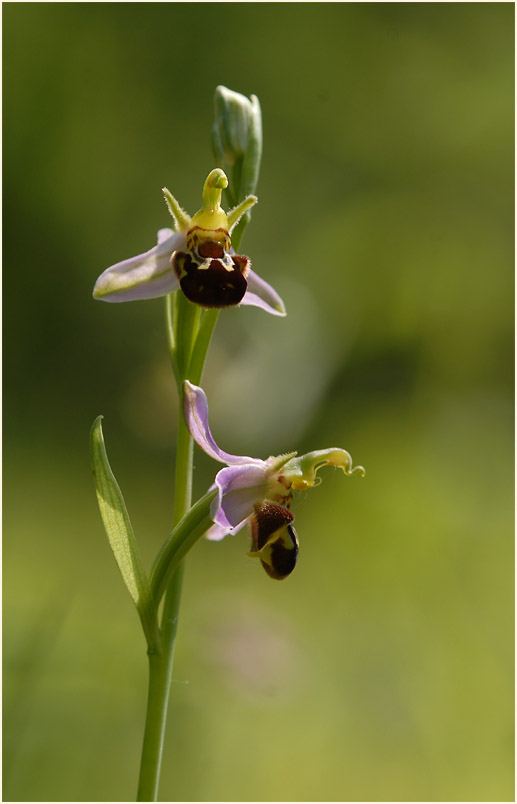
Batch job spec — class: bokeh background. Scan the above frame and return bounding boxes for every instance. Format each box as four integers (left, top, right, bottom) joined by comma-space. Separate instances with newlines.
3, 3, 514, 802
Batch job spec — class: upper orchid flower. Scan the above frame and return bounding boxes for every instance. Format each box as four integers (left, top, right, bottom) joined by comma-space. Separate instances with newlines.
93, 169, 285, 316
183, 381, 365, 580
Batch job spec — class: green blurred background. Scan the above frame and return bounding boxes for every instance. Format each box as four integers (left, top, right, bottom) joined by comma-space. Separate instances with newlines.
3, 3, 514, 801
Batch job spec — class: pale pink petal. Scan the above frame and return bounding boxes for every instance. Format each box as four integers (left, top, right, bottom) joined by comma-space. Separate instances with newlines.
212, 464, 270, 530
240, 268, 286, 316
183, 381, 263, 466
157, 228, 174, 244
93, 231, 185, 302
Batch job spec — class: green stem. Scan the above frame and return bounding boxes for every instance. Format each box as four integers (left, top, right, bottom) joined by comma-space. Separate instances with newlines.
189, 309, 220, 385
171, 400, 195, 526
137, 408, 193, 802
137, 292, 209, 801
165, 294, 179, 383
136, 565, 183, 802
175, 296, 201, 380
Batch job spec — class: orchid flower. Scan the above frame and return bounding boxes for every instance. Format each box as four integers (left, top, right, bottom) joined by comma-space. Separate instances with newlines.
183, 381, 365, 580
93, 169, 285, 316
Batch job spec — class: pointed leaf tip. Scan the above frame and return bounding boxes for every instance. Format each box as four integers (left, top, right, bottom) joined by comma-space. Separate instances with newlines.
90, 416, 159, 650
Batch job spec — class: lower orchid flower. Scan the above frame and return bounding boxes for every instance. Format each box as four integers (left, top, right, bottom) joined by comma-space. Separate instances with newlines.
93, 169, 285, 316
183, 381, 365, 579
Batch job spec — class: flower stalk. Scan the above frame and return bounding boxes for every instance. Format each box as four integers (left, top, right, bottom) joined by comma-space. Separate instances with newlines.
137, 291, 201, 801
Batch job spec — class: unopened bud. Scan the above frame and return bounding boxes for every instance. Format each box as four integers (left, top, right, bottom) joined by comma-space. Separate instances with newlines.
212, 85, 262, 202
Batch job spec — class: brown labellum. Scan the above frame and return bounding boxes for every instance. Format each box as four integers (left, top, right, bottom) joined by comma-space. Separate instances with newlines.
172, 246, 250, 308
250, 501, 299, 580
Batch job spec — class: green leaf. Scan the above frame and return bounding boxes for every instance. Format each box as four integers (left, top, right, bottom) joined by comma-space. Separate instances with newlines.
150, 488, 217, 605
90, 416, 160, 652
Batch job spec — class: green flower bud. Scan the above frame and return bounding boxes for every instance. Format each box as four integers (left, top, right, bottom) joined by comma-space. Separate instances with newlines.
211, 85, 262, 203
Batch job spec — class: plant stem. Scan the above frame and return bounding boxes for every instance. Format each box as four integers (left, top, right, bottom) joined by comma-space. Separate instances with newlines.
137, 411, 193, 801
165, 293, 179, 383
136, 564, 183, 802
189, 309, 219, 385
175, 297, 201, 381
137, 293, 205, 801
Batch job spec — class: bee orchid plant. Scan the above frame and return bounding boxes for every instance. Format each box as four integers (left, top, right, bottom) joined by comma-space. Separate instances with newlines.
90, 85, 364, 802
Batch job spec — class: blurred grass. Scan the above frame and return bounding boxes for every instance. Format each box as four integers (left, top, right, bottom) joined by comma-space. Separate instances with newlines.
3, 3, 514, 802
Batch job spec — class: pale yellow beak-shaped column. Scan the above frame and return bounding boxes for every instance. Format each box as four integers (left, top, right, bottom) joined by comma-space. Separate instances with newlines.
162, 168, 258, 252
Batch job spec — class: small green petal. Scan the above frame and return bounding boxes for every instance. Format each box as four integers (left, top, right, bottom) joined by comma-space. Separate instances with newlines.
162, 187, 191, 233
227, 195, 258, 232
